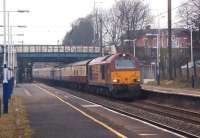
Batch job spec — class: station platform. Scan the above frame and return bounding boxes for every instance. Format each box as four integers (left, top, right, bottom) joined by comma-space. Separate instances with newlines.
142, 84, 200, 98
0, 83, 185, 138
10, 84, 117, 138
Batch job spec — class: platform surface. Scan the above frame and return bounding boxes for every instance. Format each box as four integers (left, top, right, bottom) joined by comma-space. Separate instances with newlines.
15, 84, 119, 138
142, 84, 200, 98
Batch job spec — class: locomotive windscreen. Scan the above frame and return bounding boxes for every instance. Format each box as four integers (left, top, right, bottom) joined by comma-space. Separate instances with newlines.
115, 58, 135, 69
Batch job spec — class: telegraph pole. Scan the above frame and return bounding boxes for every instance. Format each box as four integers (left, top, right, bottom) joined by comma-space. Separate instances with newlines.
93, 1, 99, 48
95, 10, 99, 48
93, 1, 96, 46
93, 1, 103, 55
168, 0, 173, 80
99, 16, 103, 56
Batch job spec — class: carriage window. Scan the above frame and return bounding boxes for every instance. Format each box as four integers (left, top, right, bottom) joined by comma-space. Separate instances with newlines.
115, 59, 135, 69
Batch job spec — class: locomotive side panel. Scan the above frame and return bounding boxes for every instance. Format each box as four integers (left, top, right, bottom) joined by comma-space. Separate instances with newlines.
88, 64, 109, 86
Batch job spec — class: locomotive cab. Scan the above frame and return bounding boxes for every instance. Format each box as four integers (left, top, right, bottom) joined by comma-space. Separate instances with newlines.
88, 53, 141, 99
111, 53, 141, 85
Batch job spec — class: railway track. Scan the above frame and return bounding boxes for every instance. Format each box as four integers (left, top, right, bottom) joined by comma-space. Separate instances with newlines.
101, 103, 199, 138
40, 84, 200, 138
129, 101, 200, 126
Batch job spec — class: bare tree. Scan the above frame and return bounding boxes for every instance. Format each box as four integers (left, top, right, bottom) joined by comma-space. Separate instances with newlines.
102, 0, 151, 48
102, 9, 122, 47
178, 0, 200, 36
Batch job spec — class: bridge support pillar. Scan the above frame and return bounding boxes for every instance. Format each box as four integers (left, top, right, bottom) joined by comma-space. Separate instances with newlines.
17, 61, 33, 83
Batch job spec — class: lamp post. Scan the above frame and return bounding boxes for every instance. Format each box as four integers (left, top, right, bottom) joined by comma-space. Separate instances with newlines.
7, 12, 12, 100
146, 33, 160, 85
9, 27, 26, 90
124, 39, 136, 57
0, 7, 29, 114
2, 0, 8, 114
190, 26, 196, 88
190, 27, 193, 67
0, 25, 26, 99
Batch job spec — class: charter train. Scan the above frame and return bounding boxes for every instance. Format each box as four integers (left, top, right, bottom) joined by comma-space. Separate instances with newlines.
33, 53, 142, 99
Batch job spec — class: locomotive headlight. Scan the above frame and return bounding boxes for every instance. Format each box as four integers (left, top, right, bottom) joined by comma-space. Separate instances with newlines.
133, 78, 140, 82
113, 79, 118, 83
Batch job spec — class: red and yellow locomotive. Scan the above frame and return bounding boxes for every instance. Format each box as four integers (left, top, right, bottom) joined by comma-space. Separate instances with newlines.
33, 53, 142, 99
87, 53, 141, 98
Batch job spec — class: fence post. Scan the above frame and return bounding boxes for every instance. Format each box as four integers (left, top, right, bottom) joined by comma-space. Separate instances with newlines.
193, 58, 197, 88
186, 59, 189, 80
174, 61, 176, 79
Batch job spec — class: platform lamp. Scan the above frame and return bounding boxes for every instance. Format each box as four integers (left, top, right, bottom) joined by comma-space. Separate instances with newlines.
2, 0, 9, 114
0, 2, 29, 113
7, 13, 25, 101
0, 25, 26, 99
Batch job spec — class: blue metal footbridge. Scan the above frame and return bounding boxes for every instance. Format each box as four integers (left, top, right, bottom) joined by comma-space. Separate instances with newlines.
0, 45, 102, 82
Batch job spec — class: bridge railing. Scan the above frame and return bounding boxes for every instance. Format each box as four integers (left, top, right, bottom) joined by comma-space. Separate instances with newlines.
11, 45, 101, 53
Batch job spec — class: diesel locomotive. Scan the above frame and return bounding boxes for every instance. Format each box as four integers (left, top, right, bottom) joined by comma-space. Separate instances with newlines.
33, 53, 142, 99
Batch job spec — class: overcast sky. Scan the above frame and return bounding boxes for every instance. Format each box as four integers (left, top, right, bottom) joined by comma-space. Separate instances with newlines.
0, 0, 184, 45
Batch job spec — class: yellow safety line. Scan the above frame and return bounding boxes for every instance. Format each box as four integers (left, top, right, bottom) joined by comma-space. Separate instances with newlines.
34, 84, 127, 138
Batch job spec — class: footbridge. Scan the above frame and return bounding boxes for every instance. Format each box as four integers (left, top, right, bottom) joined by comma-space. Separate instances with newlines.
0, 45, 103, 82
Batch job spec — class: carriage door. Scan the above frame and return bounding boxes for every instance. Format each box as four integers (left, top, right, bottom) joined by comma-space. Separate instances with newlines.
100, 65, 105, 81
88, 66, 93, 80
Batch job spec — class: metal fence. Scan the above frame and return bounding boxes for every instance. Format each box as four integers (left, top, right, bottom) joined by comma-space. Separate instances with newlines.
141, 64, 156, 83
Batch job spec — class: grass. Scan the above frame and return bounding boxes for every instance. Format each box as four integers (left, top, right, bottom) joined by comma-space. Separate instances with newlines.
147, 79, 200, 90
0, 96, 32, 138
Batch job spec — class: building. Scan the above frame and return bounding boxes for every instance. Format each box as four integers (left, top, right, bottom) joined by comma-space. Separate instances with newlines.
123, 28, 199, 49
